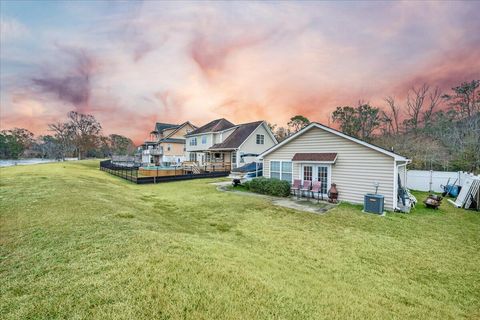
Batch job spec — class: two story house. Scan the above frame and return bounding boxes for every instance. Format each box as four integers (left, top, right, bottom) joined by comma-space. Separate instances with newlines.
185, 118, 277, 170
140, 121, 196, 166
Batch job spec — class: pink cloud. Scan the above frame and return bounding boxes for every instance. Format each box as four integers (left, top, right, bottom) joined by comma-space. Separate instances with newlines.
1, 2, 479, 144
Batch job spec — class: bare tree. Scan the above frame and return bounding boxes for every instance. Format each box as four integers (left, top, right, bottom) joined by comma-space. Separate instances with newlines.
423, 86, 442, 126
384, 96, 401, 134
369, 80, 480, 172
405, 84, 429, 132
380, 111, 393, 135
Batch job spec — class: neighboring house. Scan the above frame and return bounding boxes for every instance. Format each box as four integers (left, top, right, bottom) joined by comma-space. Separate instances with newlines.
259, 122, 410, 211
185, 118, 277, 170
140, 121, 196, 166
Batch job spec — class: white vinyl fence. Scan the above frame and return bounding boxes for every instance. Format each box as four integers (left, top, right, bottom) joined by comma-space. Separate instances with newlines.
407, 170, 479, 192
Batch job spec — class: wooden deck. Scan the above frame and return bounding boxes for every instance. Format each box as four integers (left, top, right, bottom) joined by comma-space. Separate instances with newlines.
100, 160, 231, 184
138, 167, 185, 177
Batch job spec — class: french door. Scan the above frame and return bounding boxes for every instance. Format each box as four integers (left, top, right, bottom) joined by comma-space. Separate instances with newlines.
301, 164, 331, 196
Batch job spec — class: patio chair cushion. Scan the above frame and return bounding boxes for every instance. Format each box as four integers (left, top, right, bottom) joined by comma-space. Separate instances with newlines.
300, 180, 312, 191
311, 181, 322, 193
291, 179, 302, 190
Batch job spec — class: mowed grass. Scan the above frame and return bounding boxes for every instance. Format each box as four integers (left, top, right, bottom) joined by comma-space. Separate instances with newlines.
1, 161, 479, 319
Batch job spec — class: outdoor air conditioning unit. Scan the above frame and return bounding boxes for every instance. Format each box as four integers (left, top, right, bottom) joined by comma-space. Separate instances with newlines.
364, 194, 385, 215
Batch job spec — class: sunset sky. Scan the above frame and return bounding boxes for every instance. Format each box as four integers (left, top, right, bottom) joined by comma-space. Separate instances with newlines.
1, 1, 479, 143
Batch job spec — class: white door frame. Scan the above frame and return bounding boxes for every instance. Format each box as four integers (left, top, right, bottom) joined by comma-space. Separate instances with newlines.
232, 150, 237, 168
300, 163, 332, 196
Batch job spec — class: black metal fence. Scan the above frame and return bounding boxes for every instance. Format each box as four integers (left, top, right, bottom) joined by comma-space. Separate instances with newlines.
100, 160, 140, 182
99, 160, 230, 184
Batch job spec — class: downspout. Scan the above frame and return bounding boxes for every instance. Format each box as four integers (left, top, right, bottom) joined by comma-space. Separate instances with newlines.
393, 160, 398, 210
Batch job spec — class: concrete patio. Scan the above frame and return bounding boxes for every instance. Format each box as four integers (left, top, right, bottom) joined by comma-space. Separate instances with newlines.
213, 181, 336, 214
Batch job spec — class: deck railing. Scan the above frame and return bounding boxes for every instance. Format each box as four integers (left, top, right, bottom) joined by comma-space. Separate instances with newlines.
100, 160, 230, 184
100, 160, 139, 182
180, 162, 232, 174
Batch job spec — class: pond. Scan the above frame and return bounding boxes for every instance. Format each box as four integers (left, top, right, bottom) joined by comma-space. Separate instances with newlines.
1, 158, 63, 167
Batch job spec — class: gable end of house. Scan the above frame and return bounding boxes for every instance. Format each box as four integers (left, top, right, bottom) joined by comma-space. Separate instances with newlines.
260, 122, 408, 161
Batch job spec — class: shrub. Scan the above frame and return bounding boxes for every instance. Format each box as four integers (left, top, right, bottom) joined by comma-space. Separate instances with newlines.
243, 177, 290, 197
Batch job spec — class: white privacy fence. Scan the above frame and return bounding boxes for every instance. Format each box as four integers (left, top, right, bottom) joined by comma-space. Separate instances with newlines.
407, 170, 479, 192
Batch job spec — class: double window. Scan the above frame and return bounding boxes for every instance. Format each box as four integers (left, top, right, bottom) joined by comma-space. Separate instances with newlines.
270, 161, 292, 182
189, 137, 197, 146
256, 134, 264, 144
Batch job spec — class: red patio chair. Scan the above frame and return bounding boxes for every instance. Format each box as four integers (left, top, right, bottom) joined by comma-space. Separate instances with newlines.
300, 180, 312, 198
291, 179, 302, 198
311, 181, 323, 202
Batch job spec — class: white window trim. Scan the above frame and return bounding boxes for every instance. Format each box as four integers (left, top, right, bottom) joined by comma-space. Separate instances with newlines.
190, 137, 197, 146
232, 150, 237, 168
269, 160, 293, 183
201, 135, 207, 144
238, 121, 278, 149
300, 163, 332, 196
256, 134, 265, 145
292, 160, 336, 164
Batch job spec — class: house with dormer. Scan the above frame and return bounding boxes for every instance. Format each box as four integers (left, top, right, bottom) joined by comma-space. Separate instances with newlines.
140, 121, 196, 166
185, 118, 277, 170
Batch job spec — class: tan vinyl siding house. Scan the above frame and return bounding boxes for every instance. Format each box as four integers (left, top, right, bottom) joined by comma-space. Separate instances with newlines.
261, 123, 409, 211
186, 119, 277, 169
140, 121, 196, 165
159, 122, 196, 163
162, 141, 185, 158
239, 124, 275, 154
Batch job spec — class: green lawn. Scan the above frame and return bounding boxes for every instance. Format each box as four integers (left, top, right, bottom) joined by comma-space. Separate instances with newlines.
1, 160, 479, 319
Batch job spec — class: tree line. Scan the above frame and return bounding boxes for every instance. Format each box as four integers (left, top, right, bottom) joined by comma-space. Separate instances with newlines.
0, 111, 135, 160
2, 79, 478, 171
268, 80, 479, 173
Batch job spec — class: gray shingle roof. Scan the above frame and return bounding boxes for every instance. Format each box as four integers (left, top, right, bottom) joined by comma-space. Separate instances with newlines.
155, 122, 179, 133
209, 121, 263, 150
187, 118, 235, 135
160, 138, 185, 143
